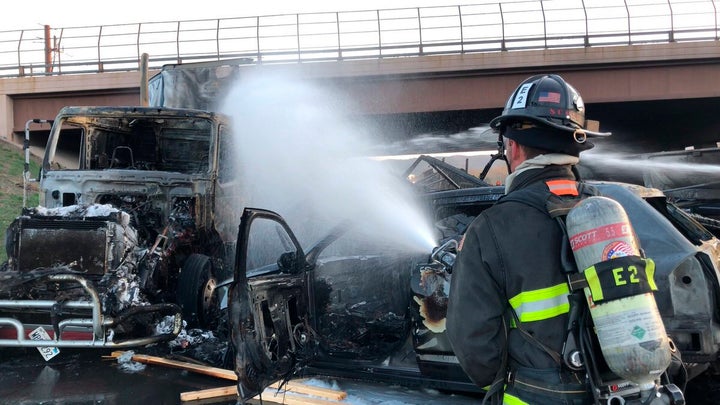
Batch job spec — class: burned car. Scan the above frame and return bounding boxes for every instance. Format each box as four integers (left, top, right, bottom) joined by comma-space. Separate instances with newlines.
227, 154, 720, 401
640, 146, 720, 227
0, 106, 243, 350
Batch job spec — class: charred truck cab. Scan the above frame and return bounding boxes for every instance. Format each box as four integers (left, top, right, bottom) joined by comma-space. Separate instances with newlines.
0, 106, 242, 349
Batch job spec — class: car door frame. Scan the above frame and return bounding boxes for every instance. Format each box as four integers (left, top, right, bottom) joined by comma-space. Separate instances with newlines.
229, 207, 314, 400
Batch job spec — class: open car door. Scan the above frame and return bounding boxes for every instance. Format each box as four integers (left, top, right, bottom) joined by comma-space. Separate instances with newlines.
229, 208, 314, 401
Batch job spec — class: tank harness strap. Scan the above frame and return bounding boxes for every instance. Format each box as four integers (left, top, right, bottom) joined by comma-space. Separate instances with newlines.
509, 304, 564, 366
496, 179, 600, 376
481, 316, 511, 405
582, 256, 657, 301
498, 179, 591, 218
501, 179, 596, 276
491, 180, 589, 371
566, 255, 657, 294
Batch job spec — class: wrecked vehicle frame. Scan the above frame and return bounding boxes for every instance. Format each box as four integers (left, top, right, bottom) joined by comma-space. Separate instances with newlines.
0, 106, 241, 350
227, 154, 720, 401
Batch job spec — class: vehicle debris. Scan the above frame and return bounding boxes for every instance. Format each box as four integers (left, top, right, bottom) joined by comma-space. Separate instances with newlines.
5, 57, 720, 404
0, 106, 237, 350
108, 350, 348, 404
226, 154, 720, 402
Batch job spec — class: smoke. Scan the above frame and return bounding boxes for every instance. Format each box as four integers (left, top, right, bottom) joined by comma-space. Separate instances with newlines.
218, 71, 437, 252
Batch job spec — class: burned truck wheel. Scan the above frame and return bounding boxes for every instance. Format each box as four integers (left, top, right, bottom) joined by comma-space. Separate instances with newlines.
177, 254, 218, 329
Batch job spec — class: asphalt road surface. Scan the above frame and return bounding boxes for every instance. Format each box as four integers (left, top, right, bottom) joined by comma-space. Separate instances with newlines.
0, 348, 483, 405
2, 347, 720, 405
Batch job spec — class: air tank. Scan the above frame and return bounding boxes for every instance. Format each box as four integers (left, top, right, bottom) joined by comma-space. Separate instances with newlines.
565, 196, 671, 390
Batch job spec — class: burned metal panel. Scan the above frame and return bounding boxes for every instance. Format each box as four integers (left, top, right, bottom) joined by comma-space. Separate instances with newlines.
6, 207, 132, 275
46, 106, 224, 173
403, 155, 490, 193
148, 60, 250, 110
17, 221, 112, 275
41, 107, 225, 234
312, 254, 417, 360
231, 274, 312, 401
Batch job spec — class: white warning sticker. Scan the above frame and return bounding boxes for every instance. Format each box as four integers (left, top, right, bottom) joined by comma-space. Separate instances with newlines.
29, 326, 60, 361
511, 83, 534, 109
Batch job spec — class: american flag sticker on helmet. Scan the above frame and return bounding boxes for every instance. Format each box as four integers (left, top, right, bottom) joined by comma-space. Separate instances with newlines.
538, 91, 561, 103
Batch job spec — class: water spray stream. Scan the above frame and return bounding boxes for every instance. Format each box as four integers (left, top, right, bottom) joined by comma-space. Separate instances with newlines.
219, 70, 438, 253
379, 126, 498, 155
583, 150, 720, 190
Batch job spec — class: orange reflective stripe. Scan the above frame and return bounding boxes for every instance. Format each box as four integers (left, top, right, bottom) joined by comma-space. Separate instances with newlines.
546, 180, 578, 196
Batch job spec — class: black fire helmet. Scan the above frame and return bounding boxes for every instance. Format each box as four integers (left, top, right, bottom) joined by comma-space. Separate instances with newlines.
489, 74, 611, 156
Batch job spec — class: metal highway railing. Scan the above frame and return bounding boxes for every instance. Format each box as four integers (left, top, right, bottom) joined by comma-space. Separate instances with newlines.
0, 0, 717, 78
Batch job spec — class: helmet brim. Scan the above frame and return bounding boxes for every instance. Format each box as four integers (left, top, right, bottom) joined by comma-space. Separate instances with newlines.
489, 113, 612, 138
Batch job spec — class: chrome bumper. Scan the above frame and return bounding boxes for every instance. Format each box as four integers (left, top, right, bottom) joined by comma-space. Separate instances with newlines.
0, 273, 182, 348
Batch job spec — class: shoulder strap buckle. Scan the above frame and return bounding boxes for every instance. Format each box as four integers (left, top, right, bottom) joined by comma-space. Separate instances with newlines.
567, 272, 589, 292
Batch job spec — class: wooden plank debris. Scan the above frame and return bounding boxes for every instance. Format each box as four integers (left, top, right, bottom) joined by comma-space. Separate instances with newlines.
181, 384, 345, 404
109, 351, 236, 380
109, 351, 348, 404
253, 392, 347, 405
269, 381, 347, 401
180, 385, 237, 402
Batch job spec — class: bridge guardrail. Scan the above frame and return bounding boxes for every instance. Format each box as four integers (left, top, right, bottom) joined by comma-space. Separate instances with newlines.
0, 0, 717, 78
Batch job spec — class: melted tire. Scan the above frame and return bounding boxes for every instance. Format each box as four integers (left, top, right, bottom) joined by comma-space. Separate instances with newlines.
177, 254, 216, 329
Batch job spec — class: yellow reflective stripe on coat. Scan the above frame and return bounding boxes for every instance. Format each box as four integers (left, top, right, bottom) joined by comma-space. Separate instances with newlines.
482, 384, 529, 405
508, 283, 570, 323
503, 392, 529, 405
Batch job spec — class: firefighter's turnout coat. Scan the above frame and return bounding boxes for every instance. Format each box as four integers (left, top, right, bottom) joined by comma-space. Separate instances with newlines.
447, 163, 592, 404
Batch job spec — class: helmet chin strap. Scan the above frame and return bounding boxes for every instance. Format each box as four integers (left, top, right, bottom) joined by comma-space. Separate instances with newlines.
479, 133, 512, 180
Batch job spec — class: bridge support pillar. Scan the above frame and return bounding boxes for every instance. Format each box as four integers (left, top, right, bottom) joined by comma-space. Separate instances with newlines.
1, 95, 12, 141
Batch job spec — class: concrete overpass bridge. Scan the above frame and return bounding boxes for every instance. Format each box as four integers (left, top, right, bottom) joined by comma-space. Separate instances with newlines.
1, 1, 719, 154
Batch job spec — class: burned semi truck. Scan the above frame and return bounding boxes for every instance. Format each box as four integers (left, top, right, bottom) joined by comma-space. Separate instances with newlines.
0, 61, 246, 351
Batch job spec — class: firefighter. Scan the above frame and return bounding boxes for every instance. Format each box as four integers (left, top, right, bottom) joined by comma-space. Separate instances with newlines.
446, 74, 611, 404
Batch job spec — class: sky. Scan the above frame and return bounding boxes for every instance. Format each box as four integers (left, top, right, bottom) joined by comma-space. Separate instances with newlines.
0, 0, 486, 31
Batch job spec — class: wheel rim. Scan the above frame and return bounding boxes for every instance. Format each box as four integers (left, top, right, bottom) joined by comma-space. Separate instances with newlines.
202, 277, 217, 312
